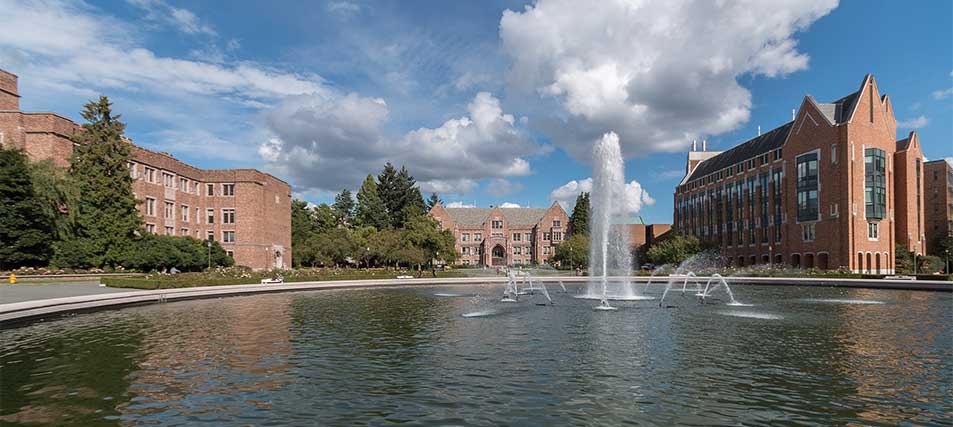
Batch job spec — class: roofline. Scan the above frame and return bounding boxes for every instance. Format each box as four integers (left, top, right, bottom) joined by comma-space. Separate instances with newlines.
843, 73, 873, 124
802, 95, 836, 126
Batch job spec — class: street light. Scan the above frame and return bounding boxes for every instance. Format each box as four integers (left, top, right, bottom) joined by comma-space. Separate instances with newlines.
207, 239, 212, 270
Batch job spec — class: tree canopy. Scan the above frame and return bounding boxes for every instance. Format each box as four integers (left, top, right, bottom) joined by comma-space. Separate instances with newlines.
53, 96, 141, 268
569, 192, 590, 236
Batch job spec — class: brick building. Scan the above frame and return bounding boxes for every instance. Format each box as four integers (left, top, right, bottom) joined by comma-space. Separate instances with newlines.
673, 75, 925, 273
0, 69, 291, 270
619, 223, 672, 254
924, 159, 953, 254
429, 203, 569, 266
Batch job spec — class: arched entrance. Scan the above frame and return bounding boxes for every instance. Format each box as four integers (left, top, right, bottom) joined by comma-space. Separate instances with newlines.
491, 245, 506, 266
817, 253, 829, 270
804, 253, 815, 269
791, 254, 801, 268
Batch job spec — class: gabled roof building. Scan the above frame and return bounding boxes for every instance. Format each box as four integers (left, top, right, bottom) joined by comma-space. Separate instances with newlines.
429, 203, 570, 266
674, 75, 925, 273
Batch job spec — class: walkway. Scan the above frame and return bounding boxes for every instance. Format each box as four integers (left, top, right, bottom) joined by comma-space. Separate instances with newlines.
0, 282, 143, 304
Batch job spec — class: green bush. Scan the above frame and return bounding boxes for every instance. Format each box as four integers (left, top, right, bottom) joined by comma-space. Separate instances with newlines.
118, 234, 233, 272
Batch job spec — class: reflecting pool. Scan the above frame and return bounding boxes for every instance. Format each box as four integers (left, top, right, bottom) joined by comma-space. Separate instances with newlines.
1, 284, 950, 426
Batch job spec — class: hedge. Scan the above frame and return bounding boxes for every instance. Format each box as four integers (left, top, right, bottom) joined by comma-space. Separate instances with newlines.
103, 269, 466, 289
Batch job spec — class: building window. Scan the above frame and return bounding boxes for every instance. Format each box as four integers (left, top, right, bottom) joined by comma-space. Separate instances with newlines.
492, 219, 503, 229
165, 226, 174, 236
163, 172, 174, 188
226, 250, 234, 258
474, 233, 482, 242
223, 231, 235, 243
181, 205, 189, 222
513, 233, 521, 241
207, 184, 215, 196
181, 228, 189, 236
222, 208, 235, 224
462, 233, 469, 242
864, 148, 886, 219
145, 197, 156, 216
796, 152, 819, 222
867, 222, 879, 240
553, 219, 561, 227
179, 178, 189, 192
543, 246, 551, 255
207, 209, 215, 224
832, 144, 838, 164
195, 208, 201, 224
222, 183, 235, 196
127, 162, 137, 179
802, 223, 815, 242
144, 167, 156, 183
145, 223, 156, 234
524, 233, 531, 241
164, 201, 174, 218
553, 232, 563, 241
207, 230, 214, 241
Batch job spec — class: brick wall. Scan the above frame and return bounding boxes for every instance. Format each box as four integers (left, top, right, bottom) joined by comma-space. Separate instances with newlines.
0, 69, 292, 270
924, 160, 953, 254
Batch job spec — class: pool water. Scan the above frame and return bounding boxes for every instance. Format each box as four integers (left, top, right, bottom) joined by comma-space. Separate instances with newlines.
1, 284, 950, 426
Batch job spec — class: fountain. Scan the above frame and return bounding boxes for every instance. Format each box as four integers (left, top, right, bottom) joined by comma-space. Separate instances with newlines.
697, 273, 741, 305
586, 132, 651, 309
501, 271, 519, 302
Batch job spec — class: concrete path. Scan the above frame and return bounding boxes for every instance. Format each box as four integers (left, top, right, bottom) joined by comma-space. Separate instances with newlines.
0, 282, 142, 304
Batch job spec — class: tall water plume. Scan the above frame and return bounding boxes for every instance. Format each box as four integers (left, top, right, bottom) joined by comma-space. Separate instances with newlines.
587, 132, 636, 305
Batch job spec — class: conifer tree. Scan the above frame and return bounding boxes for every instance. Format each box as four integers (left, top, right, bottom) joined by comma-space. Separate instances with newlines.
332, 189, 356, 226
0, 148, 55, 268
355, 174, 388, 229
426, 193, 442, 211
53, 96, 141, 268
569, 192, 591, 236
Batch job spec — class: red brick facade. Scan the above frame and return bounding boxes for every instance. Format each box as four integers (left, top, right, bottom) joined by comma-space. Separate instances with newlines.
429, 202, 569, 266
924, 160, 953, 254
673, 75, 924, 273
0, 69, 291, 270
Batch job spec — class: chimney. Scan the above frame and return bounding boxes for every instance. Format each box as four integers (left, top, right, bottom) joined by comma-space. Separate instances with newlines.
757, 126, 761, 136
691, 139, 697, 151
702, 140, 707, 151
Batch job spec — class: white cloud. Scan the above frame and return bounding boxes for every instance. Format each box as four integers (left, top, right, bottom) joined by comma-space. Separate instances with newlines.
932, 88, 953, 100
550, 177, 654, 215
500, 0, 837, 160
327, 1, 361, 16
499, 202, 521, 208
896, 115, 929, 129
445, 201, 476, 208
0, 0, 326, 102
261, 91, 547, 194
128, 0, 216, 36
485, 178, 525, 197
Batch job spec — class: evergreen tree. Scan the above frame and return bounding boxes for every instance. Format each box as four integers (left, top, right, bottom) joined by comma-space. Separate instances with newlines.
392, 166, 426, 228
29, 159, 79, 240
569, 192, 590, 236
426, 193, 442, 211
0, 148, 56, 268
332, 189, 356, 226
377, 162, 400, 221
355, 174, 389, 229
312, 203, 337, 233
53, 96, 141, 268
291, 199, 316, 266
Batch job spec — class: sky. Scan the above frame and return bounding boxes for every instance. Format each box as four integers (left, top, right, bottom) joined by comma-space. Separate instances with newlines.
1, 0, 951, 224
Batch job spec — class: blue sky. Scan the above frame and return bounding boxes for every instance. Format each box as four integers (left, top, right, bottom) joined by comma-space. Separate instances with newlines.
2, 0, 950, 224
